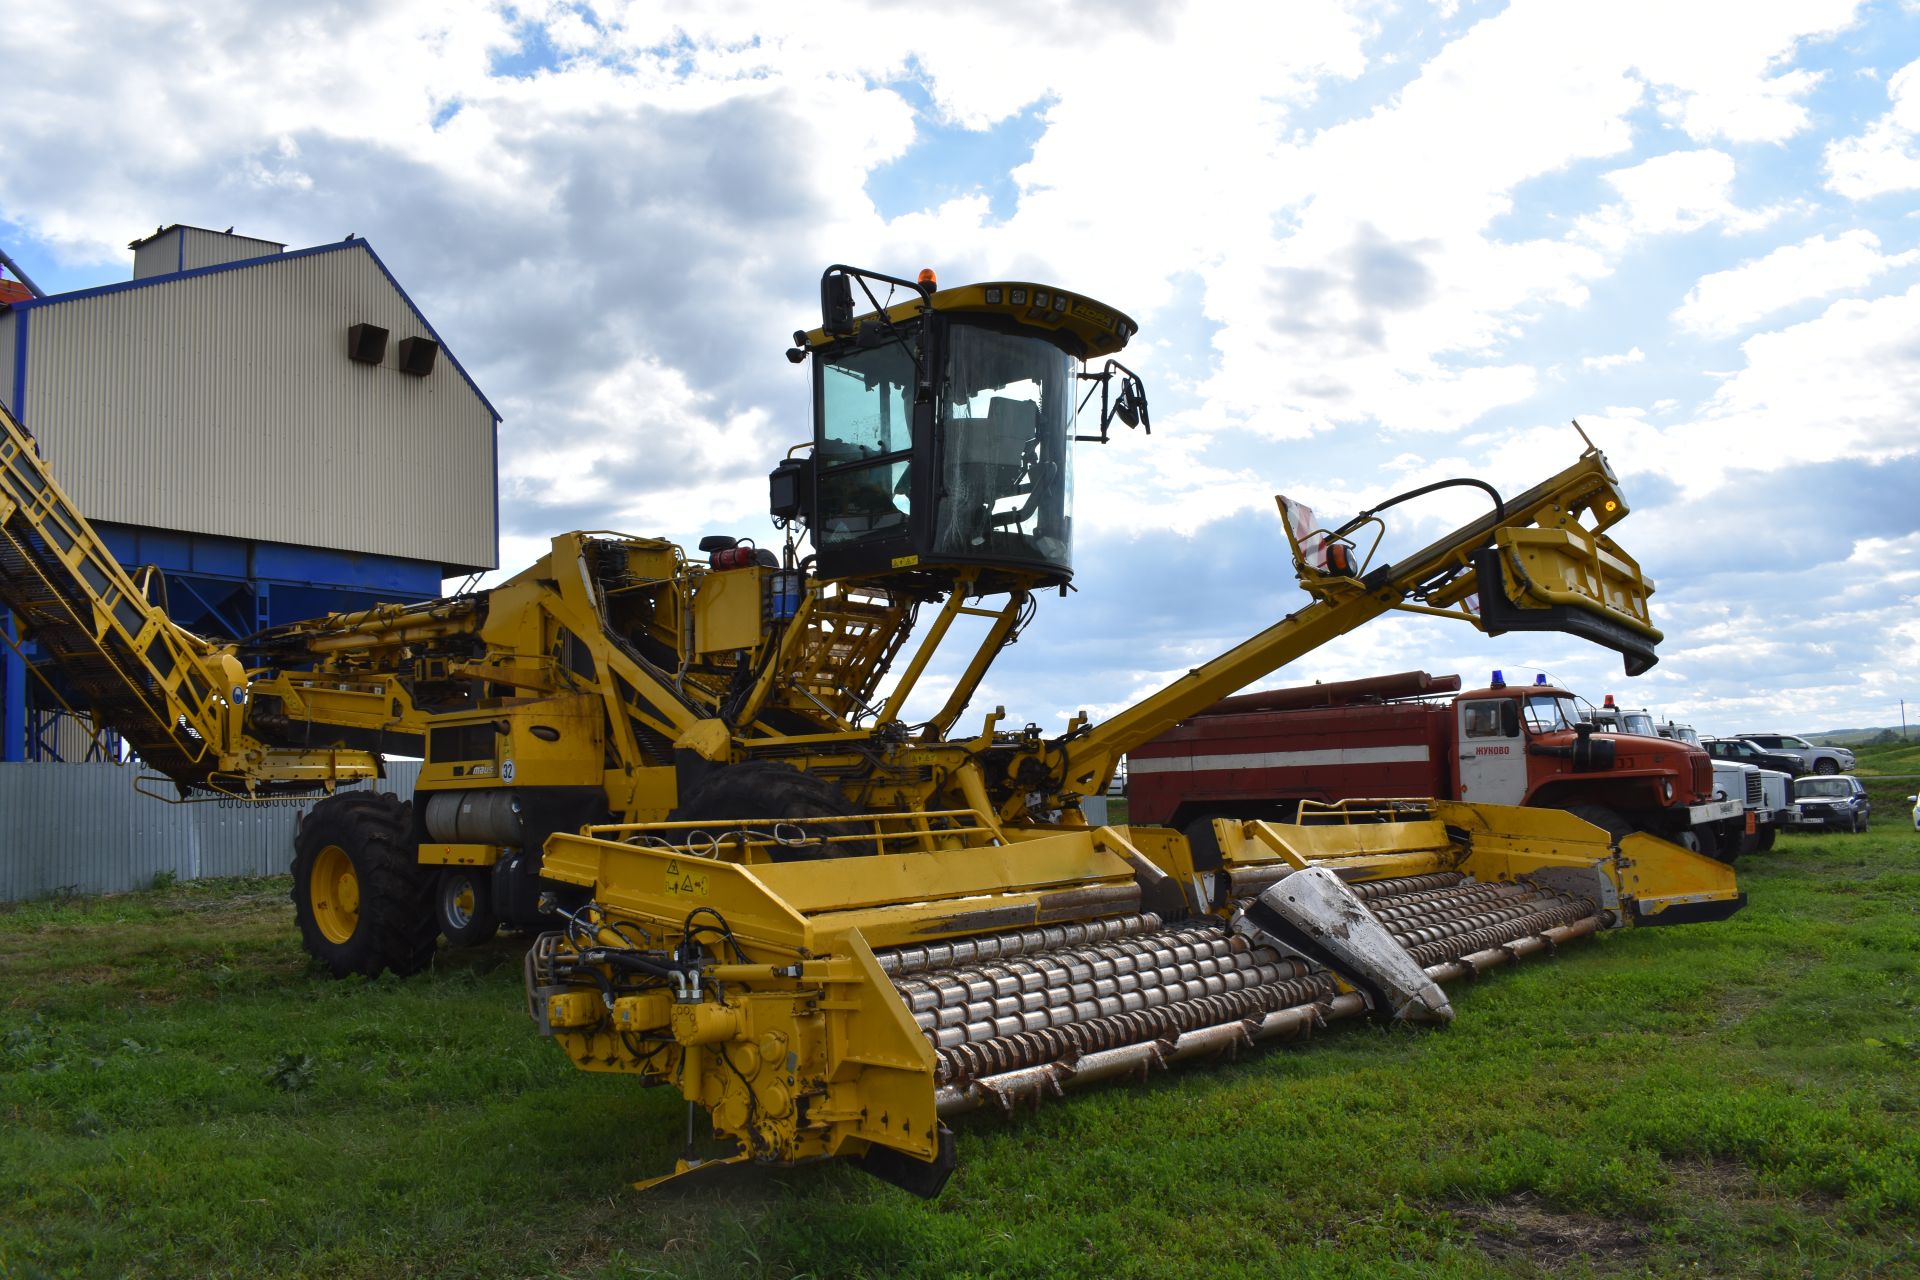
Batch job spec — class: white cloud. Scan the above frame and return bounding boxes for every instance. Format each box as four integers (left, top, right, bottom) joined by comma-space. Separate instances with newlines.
1674, 230, 1920, 335
1574, 149, 1784, 253
1825, 56, 1920, 198
2, 0, 1914, 733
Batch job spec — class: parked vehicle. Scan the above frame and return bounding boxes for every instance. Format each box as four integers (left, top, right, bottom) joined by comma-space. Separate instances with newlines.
1702, 736, 1804, 777
1788, 775, 1872, 832
1658, 721, 1701, 746
1591, 695, 1658, 737
1705, 758, 1795, 853
1129, 670, 1744, 858
1910, 792, 1919, 832
1738, 734, 1856, 776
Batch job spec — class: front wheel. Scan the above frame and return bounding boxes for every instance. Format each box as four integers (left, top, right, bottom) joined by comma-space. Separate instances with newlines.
436, 867, 501, 947
1551, 803, 1634, 843
292, 792, 437, 978
1814, 759, 1839, 776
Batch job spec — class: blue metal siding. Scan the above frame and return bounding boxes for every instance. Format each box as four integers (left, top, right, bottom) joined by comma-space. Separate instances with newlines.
94, 521, 443, 637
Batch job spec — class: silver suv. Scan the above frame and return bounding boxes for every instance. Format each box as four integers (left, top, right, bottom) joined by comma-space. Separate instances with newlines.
1736, 734, 1856, 776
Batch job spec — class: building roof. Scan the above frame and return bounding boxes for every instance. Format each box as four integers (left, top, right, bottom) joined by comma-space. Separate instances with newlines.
126, 222, 285, 252
8, 238, 499, 422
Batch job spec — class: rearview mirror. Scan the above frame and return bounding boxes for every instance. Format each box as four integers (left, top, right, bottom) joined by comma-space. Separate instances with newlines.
822, 273, 856, 337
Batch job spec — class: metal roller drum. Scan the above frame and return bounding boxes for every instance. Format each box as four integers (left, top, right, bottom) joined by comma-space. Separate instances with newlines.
898, 873, 1602, 1107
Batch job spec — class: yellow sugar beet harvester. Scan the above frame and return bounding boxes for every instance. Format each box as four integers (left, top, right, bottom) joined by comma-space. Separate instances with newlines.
0, 265, 1740, 1194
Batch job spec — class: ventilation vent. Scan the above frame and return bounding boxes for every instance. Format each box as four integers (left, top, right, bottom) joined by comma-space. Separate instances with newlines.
396, 336, 439, 377
347, 323, 389, 365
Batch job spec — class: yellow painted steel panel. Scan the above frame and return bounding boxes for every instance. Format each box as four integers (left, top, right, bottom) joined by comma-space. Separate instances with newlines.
22, 246, 496, 571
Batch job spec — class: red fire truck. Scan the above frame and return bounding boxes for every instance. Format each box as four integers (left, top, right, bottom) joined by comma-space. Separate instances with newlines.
1127, 669, 1742, 862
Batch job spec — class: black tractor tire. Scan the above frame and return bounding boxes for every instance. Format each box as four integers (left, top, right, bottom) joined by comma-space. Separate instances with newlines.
435, 867, 501, 947
291, 792, 438, 978
670, 761, 873, 861
1814, 758, 1839, 776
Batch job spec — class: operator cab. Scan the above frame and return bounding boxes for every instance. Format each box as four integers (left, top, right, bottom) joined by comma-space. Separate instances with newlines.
773, 266, 1146, 592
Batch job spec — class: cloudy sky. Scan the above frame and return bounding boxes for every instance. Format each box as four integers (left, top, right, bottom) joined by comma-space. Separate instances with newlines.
4, 0, 1918, 738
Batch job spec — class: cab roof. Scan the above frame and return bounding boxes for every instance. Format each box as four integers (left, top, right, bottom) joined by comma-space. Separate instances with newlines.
802, 280, 1138, 360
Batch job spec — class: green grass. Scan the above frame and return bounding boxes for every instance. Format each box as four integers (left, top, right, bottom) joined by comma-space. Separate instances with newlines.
3, 836, 1919, 1280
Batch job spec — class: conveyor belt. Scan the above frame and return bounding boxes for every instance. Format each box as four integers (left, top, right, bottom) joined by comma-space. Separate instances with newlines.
0, 408, 214, 780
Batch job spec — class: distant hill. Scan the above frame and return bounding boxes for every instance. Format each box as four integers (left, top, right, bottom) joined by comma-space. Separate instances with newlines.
1807, 727, 1917, 746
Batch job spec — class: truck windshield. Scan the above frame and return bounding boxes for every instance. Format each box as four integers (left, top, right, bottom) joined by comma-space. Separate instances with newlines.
933, 323, 1074, 570
1622, 712, 1656, 735
1523, 695, 1582, 732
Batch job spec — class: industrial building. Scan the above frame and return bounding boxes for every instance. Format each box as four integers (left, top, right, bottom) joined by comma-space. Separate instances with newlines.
0, 223, 499, 767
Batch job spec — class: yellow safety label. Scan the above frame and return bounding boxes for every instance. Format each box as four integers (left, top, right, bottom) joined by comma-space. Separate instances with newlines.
664, 858, 709, 898
890, 554, 920, 569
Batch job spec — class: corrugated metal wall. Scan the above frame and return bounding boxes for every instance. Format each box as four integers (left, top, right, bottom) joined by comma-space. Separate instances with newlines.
20, 245, 495, 572
133, 228, 284, 279
0, 760, 422, 900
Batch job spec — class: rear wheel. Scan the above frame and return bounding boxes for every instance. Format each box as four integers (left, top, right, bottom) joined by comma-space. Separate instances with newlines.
292, 792, 437, 978
670, 761, 873, 860
435, 867, 500, 947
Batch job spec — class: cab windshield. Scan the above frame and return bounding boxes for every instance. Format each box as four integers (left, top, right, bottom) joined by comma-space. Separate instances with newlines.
933, 324, 1074, 569
1794, 778, 1856, 799
1622, 712, 1656, 736
1523, 695, 1582, 732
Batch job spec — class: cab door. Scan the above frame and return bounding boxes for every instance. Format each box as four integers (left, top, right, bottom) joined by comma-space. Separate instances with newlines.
1456, 698, 1527, 805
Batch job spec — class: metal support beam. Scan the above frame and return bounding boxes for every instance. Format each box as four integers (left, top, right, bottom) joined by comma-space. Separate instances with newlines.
3, 613, 24, 762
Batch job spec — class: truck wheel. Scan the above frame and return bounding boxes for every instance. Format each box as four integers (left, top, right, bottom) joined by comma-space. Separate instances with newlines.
1553, 803, 1633, 843
1754, 827, 1777, 853
291, 792, 438, 978
436, 867, 500, 947
670, 761, 874, 860
1814, 758, 1839, 776
1684, 825, 1731, 863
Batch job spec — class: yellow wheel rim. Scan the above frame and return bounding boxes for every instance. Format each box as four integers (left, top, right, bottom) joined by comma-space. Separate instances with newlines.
445, 877, 477, 930
311, 844, 360, 945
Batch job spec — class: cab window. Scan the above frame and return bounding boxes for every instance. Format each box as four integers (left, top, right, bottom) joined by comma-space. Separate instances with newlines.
1463, 701, 1507, 738
817, 342, 917, 549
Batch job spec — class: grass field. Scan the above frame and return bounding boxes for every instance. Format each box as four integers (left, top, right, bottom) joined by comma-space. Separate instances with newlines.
3, 820, 1918, 1279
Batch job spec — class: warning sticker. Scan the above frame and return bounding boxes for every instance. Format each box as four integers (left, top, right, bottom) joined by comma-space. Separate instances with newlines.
664, 858, 709, 898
